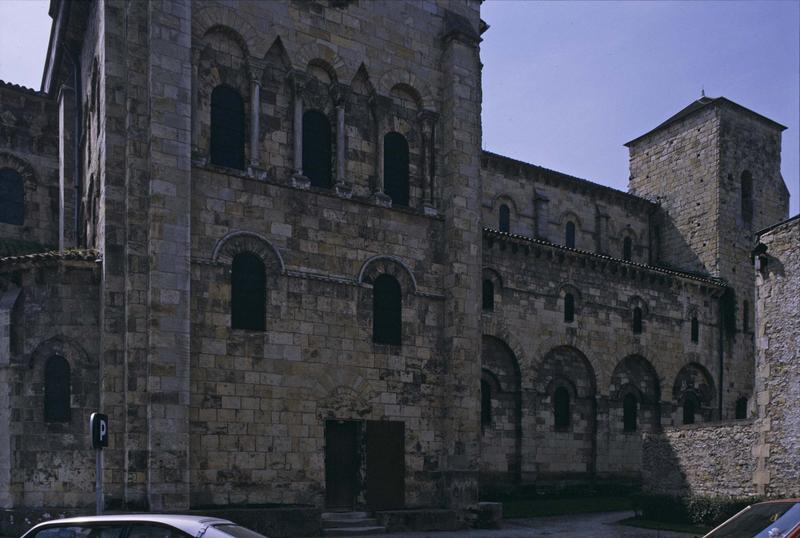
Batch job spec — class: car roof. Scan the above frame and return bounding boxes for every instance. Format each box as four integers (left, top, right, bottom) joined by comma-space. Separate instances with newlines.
26, 514, 235, 535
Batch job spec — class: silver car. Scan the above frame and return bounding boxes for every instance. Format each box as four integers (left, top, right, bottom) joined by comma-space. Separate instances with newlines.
20, 514, 268, 538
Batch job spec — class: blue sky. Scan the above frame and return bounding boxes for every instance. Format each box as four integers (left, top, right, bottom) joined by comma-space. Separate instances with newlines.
1, 0, 798, 215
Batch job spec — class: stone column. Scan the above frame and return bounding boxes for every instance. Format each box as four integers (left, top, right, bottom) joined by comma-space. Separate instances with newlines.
369, 93, 392, 207
289, 70, 310, 188
438, 11, 483, 508
534, 192, 550, 242
58, 84, 76, 251
595, 205, 610, 254
0, 288, 20, 509
418, 109, 438, 215
331, 84, 351, 198
249, 77, 261, 170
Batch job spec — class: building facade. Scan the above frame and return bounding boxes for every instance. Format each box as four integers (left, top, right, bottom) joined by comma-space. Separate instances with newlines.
0, 0, 794, 517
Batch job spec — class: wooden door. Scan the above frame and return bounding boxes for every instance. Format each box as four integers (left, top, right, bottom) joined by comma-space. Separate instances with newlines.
366, 420, 405, 510
325, 420, 359, 510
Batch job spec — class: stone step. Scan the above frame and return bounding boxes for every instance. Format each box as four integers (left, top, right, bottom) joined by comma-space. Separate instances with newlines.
321, 526, 386, 537
321, 511, 372, 521
322, 517, 379, 528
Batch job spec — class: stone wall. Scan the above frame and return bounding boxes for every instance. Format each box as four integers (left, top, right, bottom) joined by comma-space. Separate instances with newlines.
0, 82, 59, 251
642, 421, 757, 497
753, 216, 800, 497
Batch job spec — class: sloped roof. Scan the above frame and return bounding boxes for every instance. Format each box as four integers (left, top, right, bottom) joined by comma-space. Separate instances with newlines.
625, 96, 787, 147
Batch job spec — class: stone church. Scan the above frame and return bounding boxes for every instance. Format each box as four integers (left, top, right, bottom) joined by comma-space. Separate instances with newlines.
0, 0, 795, 521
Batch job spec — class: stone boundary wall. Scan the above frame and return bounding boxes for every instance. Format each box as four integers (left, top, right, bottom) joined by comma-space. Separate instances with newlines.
642, 420, 757, 497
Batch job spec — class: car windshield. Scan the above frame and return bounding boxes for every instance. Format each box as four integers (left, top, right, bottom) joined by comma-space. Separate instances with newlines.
31, 526, 126, 538
212, 524, 268, 538
706, 502, 800, 538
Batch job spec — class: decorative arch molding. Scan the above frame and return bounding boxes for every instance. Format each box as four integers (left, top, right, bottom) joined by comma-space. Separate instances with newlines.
609, 354, 661, 403
296, 42, 350, 83
557, 210, 583, 229
378, 69, 435, 111
535, 345, 597, 397
672, 361, 715, 404
192, 6, 267, 59
314, 371, 376, 420
619, 225, 639, 242
0, 152, 37, 187
27, 335, 92, 371
557, 282, 582, 302
358, 255, 417, 294
490, 193, 519, 214
480, 320, 527, 373
627, 295, 650, 315
482, 267, 503, 290
211, 231, 285, 274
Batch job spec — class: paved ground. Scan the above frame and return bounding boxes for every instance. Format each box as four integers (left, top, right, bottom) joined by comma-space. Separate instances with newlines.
344, 511, 700, 537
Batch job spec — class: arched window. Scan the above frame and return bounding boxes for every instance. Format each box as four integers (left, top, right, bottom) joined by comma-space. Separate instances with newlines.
303, 110, 332, 188
0, 168, 24, 225
482, 279, 494, 311
554, 386, 570, 430
741, 171, 753, 223
373, 274, 401, 345
633, 307, 643, 334
481, 378, 492, 428
691, 316, 699, 343
231, 252, 266, 331
623, 393, 638, 432
682, 394, 697, 425
499, 204, 510, 233
565, 221, 576, 248
210, 85, 245, 169
384, 132, 409, 207
742, 300, 749, 333
44, 355, 71, 423
623, 237, 632, 261
564, 293, 575, 323
735, 397, 748, 419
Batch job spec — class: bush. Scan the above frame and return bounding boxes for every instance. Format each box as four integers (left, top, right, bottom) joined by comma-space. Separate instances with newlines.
631, 494, 761, 527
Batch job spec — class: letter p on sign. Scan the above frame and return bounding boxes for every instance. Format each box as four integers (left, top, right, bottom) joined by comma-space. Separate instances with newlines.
91, 413, 109, 449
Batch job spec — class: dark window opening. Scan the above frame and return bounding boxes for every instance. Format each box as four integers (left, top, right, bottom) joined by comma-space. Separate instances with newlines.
623, 237, 633, 261
303, 109, 332, 188
210, 85, 245, 169
482, 279, 494, 311
373, 274, 402, 345
564, 293, 575, 323
44, 355, 71, 423
691, 316, 699, 343
554, 386, 570, 430
384, 132, 409, 207
481, 378, 492, 428
499, 204, 510, 233
741, 171, 753, 223
633, 307, 643, 334
735, 397, 748, 419
623, 393, 638, 432
231, 252, 266, 331
683, 394, 697, 425
565, 221, 576, 248
0, 168, 24, 225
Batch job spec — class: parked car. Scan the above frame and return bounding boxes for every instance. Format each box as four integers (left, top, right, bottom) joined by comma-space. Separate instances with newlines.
704, 500, 800, 538
20, 514, 268, 538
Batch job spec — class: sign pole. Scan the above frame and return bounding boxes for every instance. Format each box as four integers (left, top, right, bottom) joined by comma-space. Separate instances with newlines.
96, 448, 103, 515
90, 412, 108, 515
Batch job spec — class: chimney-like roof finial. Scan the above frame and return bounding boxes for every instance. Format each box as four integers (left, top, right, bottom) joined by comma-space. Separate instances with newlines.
701, 86, 705, 98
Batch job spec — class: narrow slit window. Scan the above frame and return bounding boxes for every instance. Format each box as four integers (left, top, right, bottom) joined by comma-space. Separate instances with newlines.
384, 132, 410, 207
623, 393, 637, 432
499, 204, 510, 233
0, 168, 25, 225
565, 221, 576, 248
231, 252, 266, 331
564, 293, 575, 323
44, 355, 71, 423
741, 171, 753, 223
691, 316, 699, 343
735, 397, 748, 419
633, 307, 643, 334
303, 110, 332, 188
373, 274, 402, 345
554, 386, 570, 430
210, 85, 245, 169
623, 237, 632, 261
683, 395, 696, 425
482, 279, 494, 312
